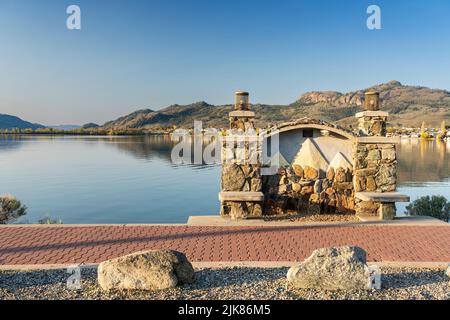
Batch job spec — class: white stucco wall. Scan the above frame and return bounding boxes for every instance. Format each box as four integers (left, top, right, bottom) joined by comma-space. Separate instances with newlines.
264, 128, 353, 165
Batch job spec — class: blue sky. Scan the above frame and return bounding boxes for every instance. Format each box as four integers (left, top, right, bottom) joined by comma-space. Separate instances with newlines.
1, 0, 449, 125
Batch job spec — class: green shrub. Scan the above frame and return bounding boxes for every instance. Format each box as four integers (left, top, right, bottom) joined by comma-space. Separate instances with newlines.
37, 217, 63, 224
405, 195, 450, 222
0, 194, 27, 224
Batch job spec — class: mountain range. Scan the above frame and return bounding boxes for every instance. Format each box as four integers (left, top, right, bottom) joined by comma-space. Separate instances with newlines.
0, 115, 98, 131
102, 81, 450, 130
0, 114, 45, 130
2, 81, 449, 131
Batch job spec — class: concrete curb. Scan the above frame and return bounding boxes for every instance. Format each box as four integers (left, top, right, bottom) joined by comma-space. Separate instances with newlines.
0, 216, 446, 228
0, 223, 188, 228
187, 215, 448, 227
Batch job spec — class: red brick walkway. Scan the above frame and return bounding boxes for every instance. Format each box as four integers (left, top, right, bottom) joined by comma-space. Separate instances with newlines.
0, 225, 449, 266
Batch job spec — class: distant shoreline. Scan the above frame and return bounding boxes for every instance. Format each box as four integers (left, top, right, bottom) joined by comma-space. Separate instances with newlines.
0, 130, 168, 136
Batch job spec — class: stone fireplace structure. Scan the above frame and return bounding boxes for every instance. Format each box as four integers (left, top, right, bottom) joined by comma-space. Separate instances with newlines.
219, 91, 409, 221
219, 92, 264, 219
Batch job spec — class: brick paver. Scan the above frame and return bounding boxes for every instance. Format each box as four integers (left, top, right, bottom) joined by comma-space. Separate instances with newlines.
0, 224, 449, 266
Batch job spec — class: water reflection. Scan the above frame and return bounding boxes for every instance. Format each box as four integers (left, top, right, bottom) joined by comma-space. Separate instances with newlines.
397, 139, 450, 185
109, 135, 219, 169
108, 135, 177, 162
0, 134, 220, 169
1, 135, 450, 181
0, 134, 27, 153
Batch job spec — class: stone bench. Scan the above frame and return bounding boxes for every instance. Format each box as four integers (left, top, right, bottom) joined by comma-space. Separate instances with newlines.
219, 191, 265, 220
355, 192, 410, 203
355, 192, 410, 220
219, 191, 264, 202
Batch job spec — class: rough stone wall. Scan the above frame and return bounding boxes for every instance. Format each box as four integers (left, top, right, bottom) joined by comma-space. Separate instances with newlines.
262, 165, 355, 216
353, 143, 397, 217
357, 115, 387, 136
230, 117, 254, 131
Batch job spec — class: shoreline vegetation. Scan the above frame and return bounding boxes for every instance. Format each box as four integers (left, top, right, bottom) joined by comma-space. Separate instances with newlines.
0, 128, 152, 136
0, 125, 449, 138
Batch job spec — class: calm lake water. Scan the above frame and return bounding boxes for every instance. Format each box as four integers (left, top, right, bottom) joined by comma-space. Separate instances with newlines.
1, 135, 449, 224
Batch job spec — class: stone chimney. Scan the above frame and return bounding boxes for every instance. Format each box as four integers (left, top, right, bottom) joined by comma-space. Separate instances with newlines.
364, 91, 380, 111
229, 91, 255, 131
355, 91, 388, 136
234, 91, 249, 110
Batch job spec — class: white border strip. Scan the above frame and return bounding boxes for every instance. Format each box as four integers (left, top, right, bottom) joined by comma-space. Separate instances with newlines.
0, 261, 448, 271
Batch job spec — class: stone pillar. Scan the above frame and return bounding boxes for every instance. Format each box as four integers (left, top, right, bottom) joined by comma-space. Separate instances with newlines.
353, 143, 397, 218
220, 92, 264, 220
353, 91, 398, 220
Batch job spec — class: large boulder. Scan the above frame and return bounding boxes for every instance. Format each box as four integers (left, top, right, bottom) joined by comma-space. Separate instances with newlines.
287, 246, 370, 291
98, 249, 195, 291
221, 163, 246, 191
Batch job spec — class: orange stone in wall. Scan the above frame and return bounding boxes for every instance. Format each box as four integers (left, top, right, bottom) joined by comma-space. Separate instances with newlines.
326, 168, 335, 181
292, 183, 302, 192
304, 166, 319, 180
301, 186, 314, 194
292, 165, 304, 178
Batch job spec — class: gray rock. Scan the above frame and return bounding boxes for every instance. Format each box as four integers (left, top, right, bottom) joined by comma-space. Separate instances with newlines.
381, 148, 396, 160
322, 179, 332, 190
221, 164, 246, 191
278, 184, 291, 194
287, 246, 370, 291
367, 149, 381, 161
299, 180, 314, 186
98, 249, 195, 291
250, 178, 262, 192
378, 203, 396, 220
230, 202, 248, 219
314, 180, 322, 194
375, 164, 396, 187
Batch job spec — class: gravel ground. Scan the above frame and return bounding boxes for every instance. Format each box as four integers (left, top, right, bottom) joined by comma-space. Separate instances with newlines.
0, 266, 448, 300
291, 214, 359, 222
262, 213, 359, 222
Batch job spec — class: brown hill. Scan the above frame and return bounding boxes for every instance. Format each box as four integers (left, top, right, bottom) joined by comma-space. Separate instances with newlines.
102, 81, 450, 130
